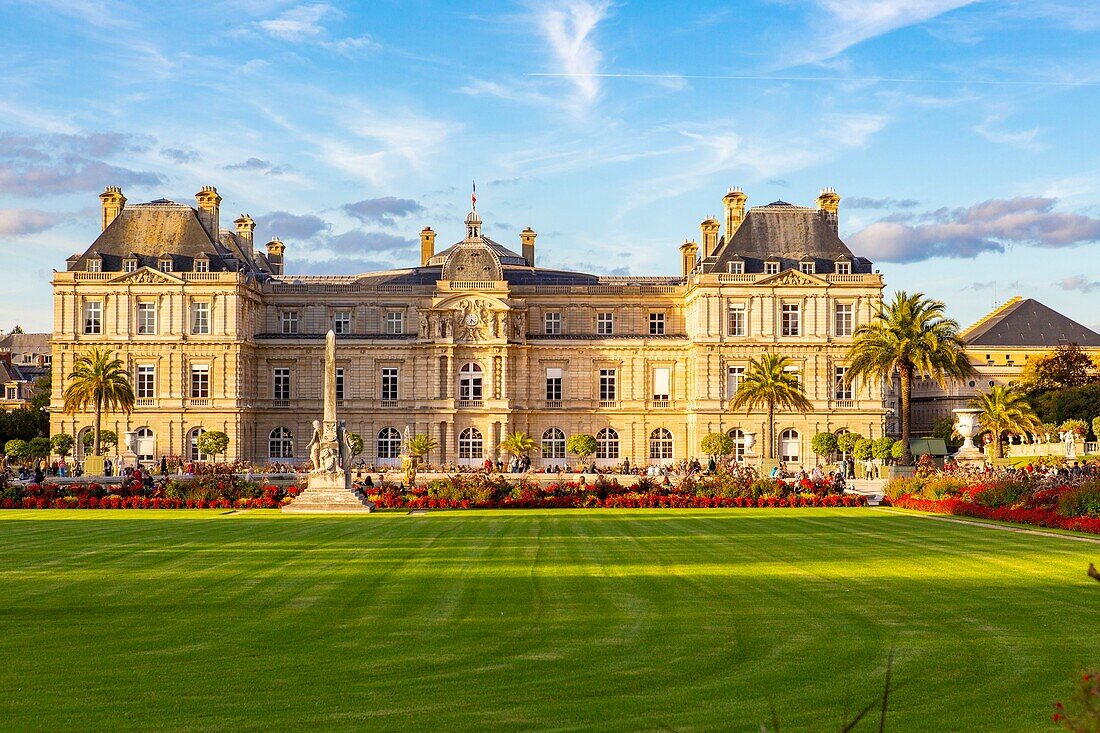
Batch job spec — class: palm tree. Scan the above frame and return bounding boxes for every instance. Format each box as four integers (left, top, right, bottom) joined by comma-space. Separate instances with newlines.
498, 431, 537, 459
844, 291, 972, 466
402, 433, 439, 488
971, 385, 1041, 459
730, 353, 812, 460
62, 348, 135, 457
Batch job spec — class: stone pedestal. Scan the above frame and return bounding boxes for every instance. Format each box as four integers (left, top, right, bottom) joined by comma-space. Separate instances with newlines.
83, 455, 105, 476
281, 471, 375, 513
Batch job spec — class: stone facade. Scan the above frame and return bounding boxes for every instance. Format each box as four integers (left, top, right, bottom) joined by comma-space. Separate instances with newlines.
52, 185, 888, 467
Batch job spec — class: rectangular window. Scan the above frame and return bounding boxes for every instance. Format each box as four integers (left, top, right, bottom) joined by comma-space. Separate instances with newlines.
544, 312, 562, 335
728, 261, 744, 274
273, 368, 291, 401
835, 261, 851, 275
649, 312, 666, 336
280, 311, 298, 335
727, 304, 746, 336
835, 366, 852, 400
136, 365, 155, 399
799, 261, 815, 274
834, 303, 853, 337
191, 301, 210, 335
764, 261, 779, 275
727, 366, 744, 399
159, 259, 172, 272
596, 312, 614, 335
190, 364, 210, 399
599, 369, 617, 401
652, 367, 670, 401
335, 368, 345, 400
546, 367, 562, 401
87, 259, 101, 273
385, 311, 404, 335
194, 259, 209, 273
83, 300, 102, 335
781, 303, 800, 337
124, 259, 137, 273
334, 310, 351, 334
5, 386, 15, 400
137, 302, 157, 335
784, 366, 802, 389
381, 367, 398, 401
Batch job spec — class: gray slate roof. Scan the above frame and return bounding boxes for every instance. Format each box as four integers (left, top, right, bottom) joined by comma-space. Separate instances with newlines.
427, 236, 529, 267
705, 204, 872, 274
964, 298, 1100, 347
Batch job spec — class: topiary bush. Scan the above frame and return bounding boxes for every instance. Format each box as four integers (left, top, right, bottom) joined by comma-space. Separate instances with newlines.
811, 432, 838, 458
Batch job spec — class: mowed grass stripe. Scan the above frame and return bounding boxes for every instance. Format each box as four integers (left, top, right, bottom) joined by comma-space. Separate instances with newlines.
0, 509, 1097, 732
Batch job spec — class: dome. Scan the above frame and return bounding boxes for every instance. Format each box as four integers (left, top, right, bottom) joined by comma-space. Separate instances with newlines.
465, 209, 482, 225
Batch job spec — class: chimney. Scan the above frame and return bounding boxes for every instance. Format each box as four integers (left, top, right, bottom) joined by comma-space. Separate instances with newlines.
722, 187, 747, 242
679, 239, 699, 278
520, 227, 537, 267
234, 213, 255, 246
195, 186, 222, 238
699, 217, 720, 259
420, 227, 436, 267
816, 187, 841, 235
265, 237, 285, 276
99, 186, 126, 230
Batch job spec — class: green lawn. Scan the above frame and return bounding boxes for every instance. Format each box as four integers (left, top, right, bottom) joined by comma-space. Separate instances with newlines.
1, 509, 1097, 732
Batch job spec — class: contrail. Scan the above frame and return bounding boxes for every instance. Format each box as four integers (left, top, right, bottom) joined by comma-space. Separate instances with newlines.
525, 72, 1100, 87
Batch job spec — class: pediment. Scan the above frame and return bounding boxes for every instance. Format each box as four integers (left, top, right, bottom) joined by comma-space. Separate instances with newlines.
756, 269, 828, 287
110, 267, 184, 285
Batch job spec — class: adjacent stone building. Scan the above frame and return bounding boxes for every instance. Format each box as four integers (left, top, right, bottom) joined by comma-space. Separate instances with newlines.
51, 184, 887, 466
0, 332, 51, 409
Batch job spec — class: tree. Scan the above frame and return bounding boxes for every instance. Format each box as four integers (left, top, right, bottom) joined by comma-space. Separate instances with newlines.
499, 431, 537, 458
1031, 385, 1100, 427
405, 433, 438, 461
567, 433, 598, 463
62, 348, 134, 457
1021, 343, 1097, 390
347, 432, 364, 456
701, 432, 734, 458
811, 432, 838, 459
871, 437, 895, 462
890, 440, 904, 461
30, 373, 51, 412
82, 429, 118, 453
930, 416, 962, 450
852, 438, 873, 461
729, 353, 812, 460
4, 439, 29, 462
1093, 417, 1100, 442
845, 291, 972, 466
51, 433, 74, 458
27, 436, 51, 460
970, 385, 1041, 459
837, 431, 862, 456
196, 430, 230, 462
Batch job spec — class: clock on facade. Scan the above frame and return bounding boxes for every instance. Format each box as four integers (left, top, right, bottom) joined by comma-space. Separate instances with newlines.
464, 313, 480, 326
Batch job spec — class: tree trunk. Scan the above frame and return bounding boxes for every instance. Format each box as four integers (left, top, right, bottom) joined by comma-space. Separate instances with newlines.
93, 395, 102, 458
899, 364, 913, 466
767, 400, 775, 461
992, 435, 1003, 459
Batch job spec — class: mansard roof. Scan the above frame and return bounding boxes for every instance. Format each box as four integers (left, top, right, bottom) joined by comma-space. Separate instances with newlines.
962, 297, 1100, 348
71, 199, 268, 274
705, 203, 871, 275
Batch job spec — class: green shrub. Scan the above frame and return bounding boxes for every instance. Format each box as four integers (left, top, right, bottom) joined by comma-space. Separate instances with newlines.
811, 432, 838, 457
973, 480, 1031, 509
837, 432, 862, 455
700, 432, 734, 457
871, 437, 895, 461
852, 438, 873, 461
1059, 481, 1100, 518
884, 477, 917, 500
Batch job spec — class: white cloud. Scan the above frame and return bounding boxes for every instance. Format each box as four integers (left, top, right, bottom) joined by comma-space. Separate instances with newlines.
0, 208, 65, 236
538, 1, 610, 107
792, 0, 976, 65
257, 3, 332, 40
973, 117, 1042, 151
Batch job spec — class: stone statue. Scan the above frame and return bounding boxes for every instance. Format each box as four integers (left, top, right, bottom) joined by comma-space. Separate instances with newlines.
339, 420, 355, 471
307, 420, 322, 470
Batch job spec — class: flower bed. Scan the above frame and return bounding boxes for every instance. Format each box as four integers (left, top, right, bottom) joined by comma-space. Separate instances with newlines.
0, 478, 298, 510
891, 494, 1100, 535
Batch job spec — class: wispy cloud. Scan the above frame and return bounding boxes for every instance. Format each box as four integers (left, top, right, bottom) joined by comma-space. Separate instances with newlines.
1062, 275, 1100, 294
254, 211, 330, 240
0, 131, 165, 196
538, 1, 611, 108
252, 3, 379, 55
846, 196, 921, 209
0, 208, 66, 236
342, 197, 424, 226
225, 157, 291, 175
973, 117, 1042, 151
850, 197, 1100, 263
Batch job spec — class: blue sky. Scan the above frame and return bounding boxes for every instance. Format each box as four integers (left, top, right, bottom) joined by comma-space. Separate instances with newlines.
2, 0, 1100, 332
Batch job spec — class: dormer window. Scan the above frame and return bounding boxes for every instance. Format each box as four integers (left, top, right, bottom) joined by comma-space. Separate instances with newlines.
728, 261, 744, 275
194, 258, 209, 273
799, 261, 815, 275
123, 258, 138, 273
159, 258, 173, 272
835, 261, 851, 275
764, 261, 779, 275
87, 259, 101, 273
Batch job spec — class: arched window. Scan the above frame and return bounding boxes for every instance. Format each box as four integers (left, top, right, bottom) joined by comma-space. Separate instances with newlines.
377, 427, 401, 460
779, 429, 800, 464
727, 428, 746, 462
596, 428, 619, 460
459, 427, 483, 460
541, 428, 565, 459
269, 427, 293, 459
188, 427, 207, 462
134, 427, 155, 462
649, 428, 673, 461
459, 363, 483, 402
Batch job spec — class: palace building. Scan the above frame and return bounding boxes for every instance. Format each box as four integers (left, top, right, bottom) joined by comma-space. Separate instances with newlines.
51, 184, 887, 467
